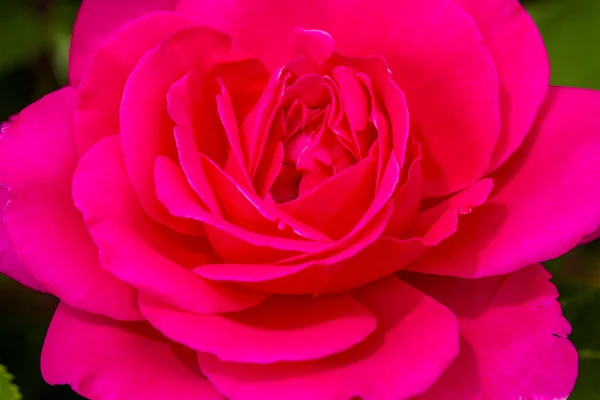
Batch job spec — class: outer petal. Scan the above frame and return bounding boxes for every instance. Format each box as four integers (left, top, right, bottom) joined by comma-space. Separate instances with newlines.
580, 226, 600, 245
199, 276, 458, 400
178, 0, 469, 70
139, 292, 376, 364
409, 87, 600, 277
69, 0, 177, 85
404, 265, 577, 400
0, 185, 46, 291
42, 302, 222, 400
0, 88, 140, 320
411, 48, 499, 196
73, 135, 268, 314
454, 0, 550, 171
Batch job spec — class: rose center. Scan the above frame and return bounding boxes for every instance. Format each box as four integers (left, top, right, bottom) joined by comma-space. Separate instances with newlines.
269, 70, 377, 203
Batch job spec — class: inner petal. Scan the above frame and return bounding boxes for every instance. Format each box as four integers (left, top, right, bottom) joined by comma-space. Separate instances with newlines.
256, 61, 379, 206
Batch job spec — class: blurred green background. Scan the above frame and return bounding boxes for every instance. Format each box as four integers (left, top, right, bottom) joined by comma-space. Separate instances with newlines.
0, 0, 599, 398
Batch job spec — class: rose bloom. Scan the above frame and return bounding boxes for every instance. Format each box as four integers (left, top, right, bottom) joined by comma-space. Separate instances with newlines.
1, 0, 600, 399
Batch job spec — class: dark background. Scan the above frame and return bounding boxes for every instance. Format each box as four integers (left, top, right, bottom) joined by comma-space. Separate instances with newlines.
0, 0, 599, 398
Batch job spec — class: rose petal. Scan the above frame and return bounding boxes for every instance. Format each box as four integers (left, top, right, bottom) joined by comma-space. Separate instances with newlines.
332, 66, 369, 132
404, 265, 577, 400
196, 167, 491, 295
178, 0, 499, 195
42, 302, 222, 400
242, 69, 289, 178
408, 86, 600, 277
168, 71, 228, 168
0, 185, 46, 292
198, 150, 332, 243
410, 45, 499, 196
199, 154, 292, 238
290, 28, 335, 65
69, 0, 177, 86
314, 236, 427, 294
73, 135, 267, 313
347, 153, 400, 237
416, 178, 494, 245
454, 0, 550, 171
174, 0, 463, 71
199, 276, 458, 400
580, 226, 600, 245
253, 136, 285, 197
384, 141, 423, 238
194, 205, 394, 294
169, 72, 226, 215
316, 178, 494, 293
169, 57, 271, 204
0, 88, 140, 320
279, 157, 377, 240
155, 155, 330, 265
351, 65, 397, 189
120, 26, 240, 238
74, 12, 196, 155
140, 292, 376, 363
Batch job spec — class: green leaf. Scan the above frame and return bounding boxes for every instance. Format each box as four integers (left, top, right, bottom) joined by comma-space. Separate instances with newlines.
47, 1, 79, 85
544, 241, 600, 399
571, 359, 600, 399
553, 284, 600, 399
547, 248, 600, 357
525, 0, 600, 90
0, 3, 44, 75
0, 364, 22, 400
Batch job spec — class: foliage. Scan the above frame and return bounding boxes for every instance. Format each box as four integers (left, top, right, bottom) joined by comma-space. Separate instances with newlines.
0, 364, 22, 400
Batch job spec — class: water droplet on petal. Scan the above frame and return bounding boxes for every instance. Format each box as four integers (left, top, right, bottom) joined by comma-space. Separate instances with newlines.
458, 206, 472, 215
278, 220, 287, 231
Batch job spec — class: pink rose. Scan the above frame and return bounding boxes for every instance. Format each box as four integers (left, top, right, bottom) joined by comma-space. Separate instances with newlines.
1, 0, 598, 398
